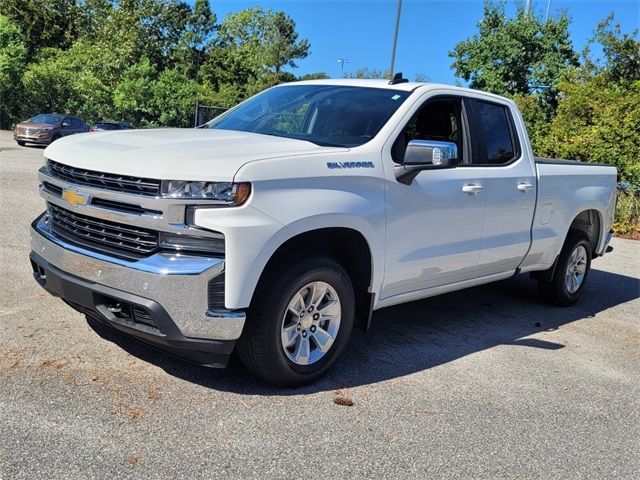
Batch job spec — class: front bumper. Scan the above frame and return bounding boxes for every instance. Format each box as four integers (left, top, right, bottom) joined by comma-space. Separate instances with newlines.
14, 132, 52, 145
30, 214, 246, 367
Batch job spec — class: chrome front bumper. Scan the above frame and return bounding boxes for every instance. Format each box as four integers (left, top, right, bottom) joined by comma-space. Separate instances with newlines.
31, 214, 245, 341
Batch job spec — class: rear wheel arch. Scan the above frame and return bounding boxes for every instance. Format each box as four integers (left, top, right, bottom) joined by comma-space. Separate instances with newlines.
567, 209, 602, 256
532, 209, 602, 284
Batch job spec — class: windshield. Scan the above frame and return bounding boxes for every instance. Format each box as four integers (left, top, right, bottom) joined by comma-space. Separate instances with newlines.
208, 85, 411, 147
30, 114, 62, 124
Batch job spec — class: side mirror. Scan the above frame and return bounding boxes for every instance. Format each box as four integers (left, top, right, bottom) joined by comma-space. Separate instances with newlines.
395, 140, 459, 184
62, 121, 70, 127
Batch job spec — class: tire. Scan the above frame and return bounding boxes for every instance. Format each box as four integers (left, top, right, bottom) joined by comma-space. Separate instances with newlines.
17, 141, 25, 146
50, 134, 61, 143
538, 231, 592, 306
237, 253, 355, 387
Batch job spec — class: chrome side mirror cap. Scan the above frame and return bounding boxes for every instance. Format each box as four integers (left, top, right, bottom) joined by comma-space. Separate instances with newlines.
395, 140, 459, 184
404, 140, 458, 167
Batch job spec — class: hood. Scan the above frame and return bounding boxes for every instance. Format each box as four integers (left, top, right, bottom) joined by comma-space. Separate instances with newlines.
43, 128, 347, 182
19, 121, 58, 129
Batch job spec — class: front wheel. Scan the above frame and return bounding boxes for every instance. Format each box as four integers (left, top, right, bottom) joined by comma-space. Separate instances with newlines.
539, 232, 592, 306
237, 254, 355, 387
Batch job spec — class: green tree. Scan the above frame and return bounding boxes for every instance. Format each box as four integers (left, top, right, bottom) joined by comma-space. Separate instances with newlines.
590, 15, 640, 84
151, 69, 198, 127
113, 58, 157, 126
265, 11, 309, 74
450, 0, 577, 115
298, 72, 330, 80
201, 7, 309, 103
0, 14, 27, 128
539, 19, 640, 185
173, 0, 215, 78
344, 68, 390, 79
0, 0, 81, 55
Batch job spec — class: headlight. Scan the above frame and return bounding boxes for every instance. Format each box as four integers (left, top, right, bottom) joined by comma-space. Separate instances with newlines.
161, 181, 251, 205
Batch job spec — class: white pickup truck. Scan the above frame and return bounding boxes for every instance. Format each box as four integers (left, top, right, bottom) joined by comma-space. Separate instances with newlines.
30, 78, 617, 386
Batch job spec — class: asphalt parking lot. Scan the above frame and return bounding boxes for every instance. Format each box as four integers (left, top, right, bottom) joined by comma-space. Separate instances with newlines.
1, 130, 638, 479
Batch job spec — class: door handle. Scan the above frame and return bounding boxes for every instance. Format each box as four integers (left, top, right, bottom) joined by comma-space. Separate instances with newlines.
517, 182, 534, 192
462, 184, 483, 194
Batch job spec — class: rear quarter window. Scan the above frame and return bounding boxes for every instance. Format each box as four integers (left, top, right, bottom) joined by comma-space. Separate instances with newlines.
472, 100, 519, 165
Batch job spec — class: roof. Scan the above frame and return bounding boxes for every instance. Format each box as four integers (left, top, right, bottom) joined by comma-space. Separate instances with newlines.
282, 78, 425, 91
283, 79, 515, 104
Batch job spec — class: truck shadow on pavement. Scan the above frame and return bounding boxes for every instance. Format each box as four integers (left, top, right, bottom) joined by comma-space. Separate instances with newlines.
86, 268, 639, 394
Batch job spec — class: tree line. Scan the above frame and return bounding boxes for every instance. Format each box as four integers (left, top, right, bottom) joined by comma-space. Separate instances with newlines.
0, 0, 324, 129
0, 0, 637, 230
449, 1, 639, 234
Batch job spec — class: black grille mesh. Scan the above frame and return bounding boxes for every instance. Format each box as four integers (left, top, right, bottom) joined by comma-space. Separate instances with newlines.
48, 203, 158, 260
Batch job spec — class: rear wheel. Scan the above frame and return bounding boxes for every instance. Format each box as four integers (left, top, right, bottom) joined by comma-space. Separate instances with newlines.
538, 232, 592, 306
237, 254, 354, 387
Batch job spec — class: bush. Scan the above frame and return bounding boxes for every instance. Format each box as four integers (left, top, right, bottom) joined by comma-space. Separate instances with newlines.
614, 186, 640, 237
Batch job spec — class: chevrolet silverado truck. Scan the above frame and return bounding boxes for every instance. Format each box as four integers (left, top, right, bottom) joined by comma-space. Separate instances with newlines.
29, 78, 617, 386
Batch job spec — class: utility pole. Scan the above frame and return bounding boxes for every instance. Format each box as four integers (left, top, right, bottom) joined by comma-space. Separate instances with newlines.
193, 51, 200, 127
525, 0, 531, 15
389, 0, 403, 78
337, 58, 350, 77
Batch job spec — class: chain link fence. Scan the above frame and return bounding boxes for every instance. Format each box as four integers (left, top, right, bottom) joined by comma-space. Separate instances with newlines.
195, 104, 228, 126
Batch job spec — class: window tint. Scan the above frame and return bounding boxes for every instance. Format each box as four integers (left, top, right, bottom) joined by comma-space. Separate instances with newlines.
473, 101, 516, 164
392, 98, 463, 163
71, 118, 81, 126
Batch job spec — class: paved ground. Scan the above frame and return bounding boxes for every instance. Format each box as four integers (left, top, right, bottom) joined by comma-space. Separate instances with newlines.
1, 130, 639, 479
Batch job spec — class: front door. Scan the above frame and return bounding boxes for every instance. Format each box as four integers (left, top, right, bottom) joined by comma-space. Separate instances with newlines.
381, 95, 487, 301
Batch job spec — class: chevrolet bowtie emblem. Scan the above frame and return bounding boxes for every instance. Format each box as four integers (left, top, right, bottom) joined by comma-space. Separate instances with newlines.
61, 188, 89, 207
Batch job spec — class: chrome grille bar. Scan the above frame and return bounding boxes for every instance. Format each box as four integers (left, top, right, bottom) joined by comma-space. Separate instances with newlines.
47, 160, 161, 197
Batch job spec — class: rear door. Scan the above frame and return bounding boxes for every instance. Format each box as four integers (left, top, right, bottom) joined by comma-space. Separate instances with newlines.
467, 99, 536, 276
60, 117, 74, 136
71, 117, 86, 134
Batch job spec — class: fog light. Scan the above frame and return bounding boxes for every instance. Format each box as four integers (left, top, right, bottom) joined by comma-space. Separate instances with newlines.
159, 232, 225, 255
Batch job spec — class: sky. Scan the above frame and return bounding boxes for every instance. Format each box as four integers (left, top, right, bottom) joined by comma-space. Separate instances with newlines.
200, 0, 640, 83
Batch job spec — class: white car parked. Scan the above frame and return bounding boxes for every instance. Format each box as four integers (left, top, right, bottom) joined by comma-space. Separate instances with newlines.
30, 78, 617, 386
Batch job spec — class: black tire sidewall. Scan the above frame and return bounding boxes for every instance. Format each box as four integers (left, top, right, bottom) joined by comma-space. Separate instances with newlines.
551, 233, 592, 306
246, 256, 354, 386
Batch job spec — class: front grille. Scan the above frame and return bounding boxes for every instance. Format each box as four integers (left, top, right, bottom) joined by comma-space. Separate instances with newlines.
47, 160, 161, 197
48, 203, 159, 260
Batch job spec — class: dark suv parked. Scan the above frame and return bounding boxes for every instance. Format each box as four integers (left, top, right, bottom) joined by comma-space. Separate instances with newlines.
14, 114, 89, 146
90, 120, 133, 132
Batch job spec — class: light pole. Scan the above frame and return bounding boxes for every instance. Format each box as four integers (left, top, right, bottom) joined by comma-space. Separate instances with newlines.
337, 58, 350, 77
545, 0, 552, 21
389, 0, 403, 78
